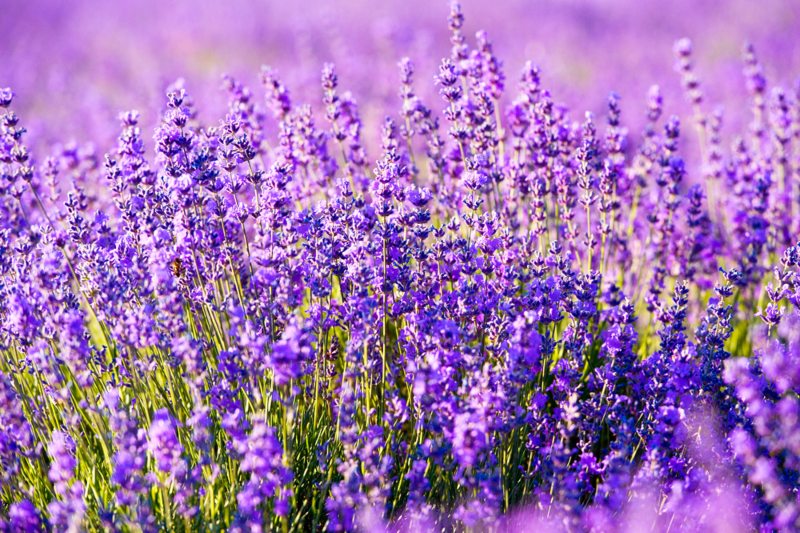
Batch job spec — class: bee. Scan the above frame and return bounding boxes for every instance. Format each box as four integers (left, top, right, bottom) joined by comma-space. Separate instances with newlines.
170, 257, 185, 279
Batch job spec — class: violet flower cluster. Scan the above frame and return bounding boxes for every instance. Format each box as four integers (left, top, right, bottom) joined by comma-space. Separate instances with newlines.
1, 3, 800, 531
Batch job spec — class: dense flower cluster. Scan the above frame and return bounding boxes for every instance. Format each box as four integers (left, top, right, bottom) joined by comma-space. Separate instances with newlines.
1, 3, 800, 531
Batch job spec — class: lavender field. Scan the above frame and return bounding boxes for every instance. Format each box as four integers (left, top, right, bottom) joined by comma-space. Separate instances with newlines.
2, 0, 800, 531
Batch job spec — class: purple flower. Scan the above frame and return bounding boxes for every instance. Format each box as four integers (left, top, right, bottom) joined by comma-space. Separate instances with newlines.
46, 431, 85, 530
235, 421, 293, 527
148, 409, 186, 479
269, 315, 316, 387
7, 499, 44, 531
48, 431, 77, 494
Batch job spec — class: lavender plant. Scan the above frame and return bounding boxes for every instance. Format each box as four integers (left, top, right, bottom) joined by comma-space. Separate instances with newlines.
1, 2, 800, 531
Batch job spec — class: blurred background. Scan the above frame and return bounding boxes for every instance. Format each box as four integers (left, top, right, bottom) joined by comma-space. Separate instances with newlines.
1, 0, 799, 147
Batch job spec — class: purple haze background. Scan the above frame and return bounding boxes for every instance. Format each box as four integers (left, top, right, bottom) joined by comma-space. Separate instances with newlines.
2, 0, 799, 145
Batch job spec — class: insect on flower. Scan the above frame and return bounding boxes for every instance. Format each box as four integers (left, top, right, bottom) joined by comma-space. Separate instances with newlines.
170, 257, 185, 279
